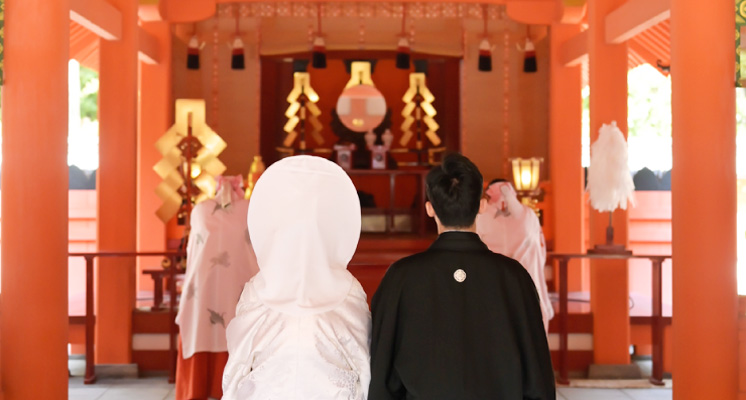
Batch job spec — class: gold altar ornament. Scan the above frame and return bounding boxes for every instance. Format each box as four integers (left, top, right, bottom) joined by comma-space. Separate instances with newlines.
283, 72, 323, 150
154, 99, 227, 223
401, 72, 440, 148
345, 61, 375, 89
245, 155, 266, 199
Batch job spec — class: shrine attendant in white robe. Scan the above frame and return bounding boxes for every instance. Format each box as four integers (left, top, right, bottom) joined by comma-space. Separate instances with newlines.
222, 155, 371, 400
175, 175, 260, 400
476, 180, 555, 331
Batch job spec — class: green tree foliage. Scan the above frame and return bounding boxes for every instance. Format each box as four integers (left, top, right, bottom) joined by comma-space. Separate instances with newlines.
79, 66, 98, 121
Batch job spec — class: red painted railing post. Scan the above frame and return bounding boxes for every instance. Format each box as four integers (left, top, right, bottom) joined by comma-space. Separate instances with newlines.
650, 257, 665, 386
84, 255, 97, 384
168, 255, 178, 384
557, 256, 570, 385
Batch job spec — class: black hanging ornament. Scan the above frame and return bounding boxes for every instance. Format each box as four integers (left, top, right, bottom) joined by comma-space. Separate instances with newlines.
187, 34, 200, 70
478, 38, 492, 72
477, 5, 491, 72
231, 36, 245, 70
396, 37, 411, 70
312, 4, 327, 69
312, 36, 327, 69
523, 38, 537, 73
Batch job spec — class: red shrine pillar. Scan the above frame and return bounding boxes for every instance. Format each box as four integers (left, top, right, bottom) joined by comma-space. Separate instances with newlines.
1, 0, 70, 398
96, 0, 139, 364
587, 0, 631, 365
549, 23, 586, 291
137, 21, 172, 290
670, 0, 738, 398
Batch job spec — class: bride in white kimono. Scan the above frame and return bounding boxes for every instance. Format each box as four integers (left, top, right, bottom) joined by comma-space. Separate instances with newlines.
476, 180, 555, 332
222, 155, 371, 400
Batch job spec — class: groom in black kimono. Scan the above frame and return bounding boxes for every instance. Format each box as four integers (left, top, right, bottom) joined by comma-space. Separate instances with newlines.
369, 153, 556, 400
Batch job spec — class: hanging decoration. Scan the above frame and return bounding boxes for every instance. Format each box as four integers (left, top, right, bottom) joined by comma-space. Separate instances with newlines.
187, 25, 203, 70
519, 26, 537, 73
211, 21, 219, 131
283, 72, 323, 151
337, 62, 387, 133
502, 7, 511, 178
401, 72, 440, 156
312, 3, 327, 68
478, 5, 491, 72
522, 38, 537, 73
154, 99, 227, 224
396, 4, 410, 70
218, 2, 525, 20
230, 7, 245, 70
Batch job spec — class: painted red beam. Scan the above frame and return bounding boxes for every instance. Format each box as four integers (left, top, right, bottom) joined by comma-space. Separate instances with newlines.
70, 0, 122, 40
605, 0, 670, 44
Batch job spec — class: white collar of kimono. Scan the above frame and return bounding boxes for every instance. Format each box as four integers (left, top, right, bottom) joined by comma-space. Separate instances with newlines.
484, 181, 522, 218
247, 155, 361, 316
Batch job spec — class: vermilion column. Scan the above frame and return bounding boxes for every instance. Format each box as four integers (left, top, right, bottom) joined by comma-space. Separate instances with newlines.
671, 0, 738, 398
137, 22, 172, 291
549, 23, 586, 291
1, 0, 69, 398
588, 0, 631, 365
96, 0, 139, 363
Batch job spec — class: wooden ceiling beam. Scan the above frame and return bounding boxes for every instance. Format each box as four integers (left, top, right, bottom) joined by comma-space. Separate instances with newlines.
605, 0, 670, 44
70, 0, 122, 41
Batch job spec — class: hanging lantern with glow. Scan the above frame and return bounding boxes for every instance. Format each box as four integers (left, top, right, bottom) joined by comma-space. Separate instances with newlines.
510, 157, 543, 213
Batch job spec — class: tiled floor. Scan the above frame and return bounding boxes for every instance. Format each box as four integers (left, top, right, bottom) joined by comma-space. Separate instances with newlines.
68, 377, 672, 400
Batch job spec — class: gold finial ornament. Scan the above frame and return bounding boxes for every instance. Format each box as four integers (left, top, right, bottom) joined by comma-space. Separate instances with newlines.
245, 155, 266, 199
401, 72, 440, 148
154, 99, 227, 223
283, 72, 323, 149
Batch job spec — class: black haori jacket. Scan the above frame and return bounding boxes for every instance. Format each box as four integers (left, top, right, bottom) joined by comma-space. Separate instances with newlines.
369, 231, 556, 400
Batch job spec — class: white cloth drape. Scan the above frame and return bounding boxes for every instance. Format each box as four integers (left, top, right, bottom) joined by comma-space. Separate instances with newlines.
476, 182, 554, 331
222, 156, 371, 400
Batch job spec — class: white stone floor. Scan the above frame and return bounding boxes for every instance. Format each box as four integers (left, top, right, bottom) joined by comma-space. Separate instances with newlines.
68, 377, 673, 400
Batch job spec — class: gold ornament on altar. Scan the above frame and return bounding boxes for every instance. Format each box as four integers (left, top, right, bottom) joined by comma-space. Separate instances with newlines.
282, 72, 323, 151
154, 99, 227, 223
400, 72, 440, 149
245, 155, 265, 199
336, 62, 387, 133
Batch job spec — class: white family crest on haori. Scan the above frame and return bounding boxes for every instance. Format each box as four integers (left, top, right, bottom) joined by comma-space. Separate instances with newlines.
476, 181, 554, 332
222, 156, 371, 400
586, 121, 636, 212
175, 175, 259, 359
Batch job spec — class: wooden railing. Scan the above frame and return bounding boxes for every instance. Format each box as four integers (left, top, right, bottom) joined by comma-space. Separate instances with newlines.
68, 251, 185, 385
548, 253, 671, 385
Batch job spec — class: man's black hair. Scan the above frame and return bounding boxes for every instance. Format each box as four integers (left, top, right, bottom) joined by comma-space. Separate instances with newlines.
425, 153, 484, 228
489, 178, 508, 186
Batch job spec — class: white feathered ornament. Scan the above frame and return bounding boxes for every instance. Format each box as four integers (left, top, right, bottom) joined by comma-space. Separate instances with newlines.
587, 121, 635, 212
